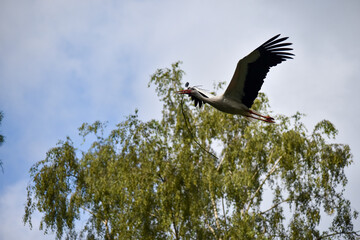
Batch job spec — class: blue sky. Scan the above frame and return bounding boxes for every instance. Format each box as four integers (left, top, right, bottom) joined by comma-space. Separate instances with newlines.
1, 0, 360, 239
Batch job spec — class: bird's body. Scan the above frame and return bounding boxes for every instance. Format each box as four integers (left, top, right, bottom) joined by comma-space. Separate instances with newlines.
190, 88, 248, 115
178, 34, 294, 123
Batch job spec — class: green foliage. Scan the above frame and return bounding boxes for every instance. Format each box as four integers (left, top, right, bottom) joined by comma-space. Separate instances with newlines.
24, 62, 358, 239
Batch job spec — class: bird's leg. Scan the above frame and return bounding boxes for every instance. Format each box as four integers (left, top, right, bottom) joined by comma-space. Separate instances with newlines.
246, 110, 275, 123
247, 115, 275, 123
248, 109, 274, 121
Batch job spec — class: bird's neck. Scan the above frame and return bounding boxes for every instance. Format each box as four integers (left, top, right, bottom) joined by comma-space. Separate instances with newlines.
198, 94, 219, 105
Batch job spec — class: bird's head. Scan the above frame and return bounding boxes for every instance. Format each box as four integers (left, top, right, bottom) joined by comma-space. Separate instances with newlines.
177, 82, 211, 108
177, 82, 211, 99
177, 82, 194, 95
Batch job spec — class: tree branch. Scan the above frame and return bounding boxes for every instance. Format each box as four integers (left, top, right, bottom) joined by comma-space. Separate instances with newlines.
260, 197, 291, 214
207, 222, 217, 238
202, 210, 217, 239
104, 219, 111, 240
211, 194, 221, 230
209, 179, 222, 240
222, 196, 227, 231
171, 210, 179, 240
216, 157, 225, 171
180, 97, 218, 160
317, 230, 360, 239
81, 206, 96, 217
246, 156, 282, 213
204, 210, 222, 240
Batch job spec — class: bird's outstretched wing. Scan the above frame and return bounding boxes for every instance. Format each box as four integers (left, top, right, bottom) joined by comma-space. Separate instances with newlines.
224, 34, 294, 108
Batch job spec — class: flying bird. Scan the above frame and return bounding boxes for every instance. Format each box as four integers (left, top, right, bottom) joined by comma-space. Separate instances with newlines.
178, 34, 294, 123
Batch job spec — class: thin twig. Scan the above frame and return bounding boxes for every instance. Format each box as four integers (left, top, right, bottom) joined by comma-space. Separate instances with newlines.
81, 206, 96, 217
180, 97, 218, 160
245, 156, 282, 213
260, 198, 291, 214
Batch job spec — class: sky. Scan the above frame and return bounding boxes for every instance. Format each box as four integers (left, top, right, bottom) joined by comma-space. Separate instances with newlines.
0, 0, 359, 239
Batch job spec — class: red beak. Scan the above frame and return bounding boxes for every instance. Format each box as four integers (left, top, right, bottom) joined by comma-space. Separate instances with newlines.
177, 89, 192, 94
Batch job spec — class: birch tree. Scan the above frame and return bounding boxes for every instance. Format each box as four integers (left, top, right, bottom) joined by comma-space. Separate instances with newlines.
24, 62, 358, 239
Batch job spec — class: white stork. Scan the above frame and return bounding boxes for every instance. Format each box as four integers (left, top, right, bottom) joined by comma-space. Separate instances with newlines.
178, 34, 294, 123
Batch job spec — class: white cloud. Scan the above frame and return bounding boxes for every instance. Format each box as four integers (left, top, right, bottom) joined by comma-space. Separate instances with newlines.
0, 180, 54, 240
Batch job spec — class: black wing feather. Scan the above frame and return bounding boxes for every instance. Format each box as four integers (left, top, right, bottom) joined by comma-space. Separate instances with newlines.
241, 34, 294, 108
189, 95, 204, 108
261, 34, 281, 46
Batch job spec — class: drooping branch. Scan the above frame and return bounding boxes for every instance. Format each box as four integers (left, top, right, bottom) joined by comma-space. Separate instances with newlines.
180, 97, 218, 160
